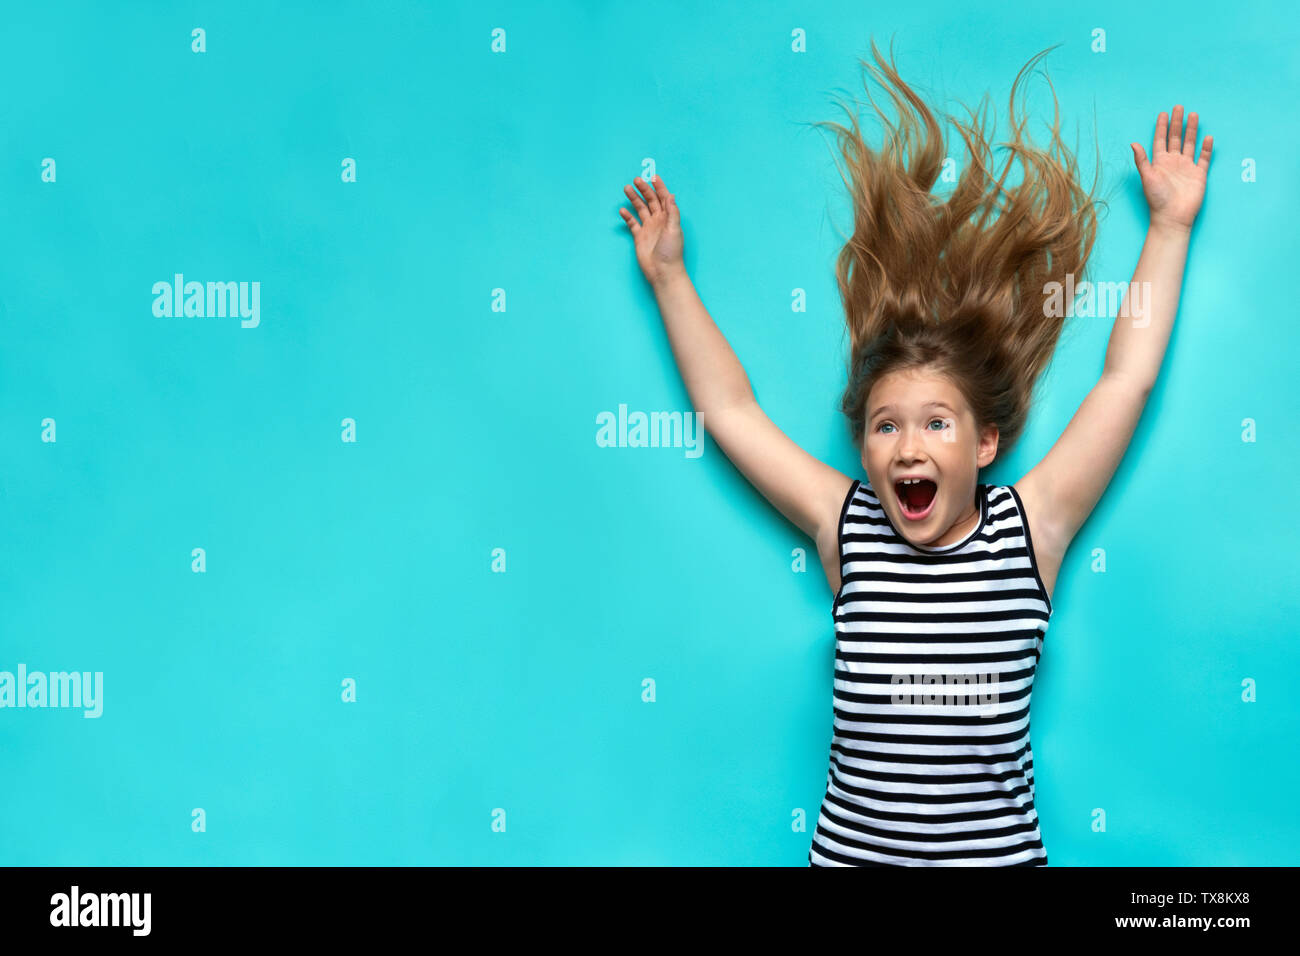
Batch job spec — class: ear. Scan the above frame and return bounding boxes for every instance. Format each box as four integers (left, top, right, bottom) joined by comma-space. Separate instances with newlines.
976, 423, 999, 469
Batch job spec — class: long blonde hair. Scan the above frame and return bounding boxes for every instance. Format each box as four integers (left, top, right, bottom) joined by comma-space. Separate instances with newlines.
812, 38, 1106, 456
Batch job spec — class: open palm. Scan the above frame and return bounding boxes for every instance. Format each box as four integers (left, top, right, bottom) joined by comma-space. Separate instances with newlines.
619, 175, 684, 286
1131, 105, 1213, 230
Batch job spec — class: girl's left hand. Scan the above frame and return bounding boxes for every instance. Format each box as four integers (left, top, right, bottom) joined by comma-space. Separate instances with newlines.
1131, 105, 1213, 231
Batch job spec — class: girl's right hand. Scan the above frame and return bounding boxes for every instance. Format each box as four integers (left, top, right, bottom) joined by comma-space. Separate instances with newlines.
619, 174, 685, 286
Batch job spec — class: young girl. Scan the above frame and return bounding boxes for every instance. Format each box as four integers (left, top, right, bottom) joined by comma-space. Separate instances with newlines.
618, 40, 1211, 866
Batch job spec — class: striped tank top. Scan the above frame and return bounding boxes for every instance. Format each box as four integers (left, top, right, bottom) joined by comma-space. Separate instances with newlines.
808, 478, 1053, 866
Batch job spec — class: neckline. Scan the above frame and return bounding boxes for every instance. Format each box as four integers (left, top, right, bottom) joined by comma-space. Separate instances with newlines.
870, 480, 989, 554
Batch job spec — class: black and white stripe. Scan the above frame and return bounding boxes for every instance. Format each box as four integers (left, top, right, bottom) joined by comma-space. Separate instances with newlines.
809, 478, 1053, 867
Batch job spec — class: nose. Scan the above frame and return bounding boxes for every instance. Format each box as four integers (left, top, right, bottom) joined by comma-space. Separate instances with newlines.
895, 423, 929, 465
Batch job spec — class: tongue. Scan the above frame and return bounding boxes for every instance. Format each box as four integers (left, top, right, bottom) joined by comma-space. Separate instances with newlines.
902, 480, 937, 511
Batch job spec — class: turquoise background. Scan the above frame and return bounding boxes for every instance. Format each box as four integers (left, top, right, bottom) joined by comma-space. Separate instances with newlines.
1, 1, 1296, 865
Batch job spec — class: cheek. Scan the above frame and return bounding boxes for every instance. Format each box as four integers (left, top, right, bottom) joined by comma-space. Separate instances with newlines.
937, 426, 969, 453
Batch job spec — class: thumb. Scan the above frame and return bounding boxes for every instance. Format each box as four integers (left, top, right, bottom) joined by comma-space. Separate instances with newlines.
667, 192, 680, 226
1131, 142, 1150, 176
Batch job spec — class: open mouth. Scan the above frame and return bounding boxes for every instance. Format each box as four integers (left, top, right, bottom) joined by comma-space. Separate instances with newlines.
894, 477, 938, 522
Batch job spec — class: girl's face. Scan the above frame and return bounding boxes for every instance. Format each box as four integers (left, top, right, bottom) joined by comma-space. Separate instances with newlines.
862, 367, 999, 548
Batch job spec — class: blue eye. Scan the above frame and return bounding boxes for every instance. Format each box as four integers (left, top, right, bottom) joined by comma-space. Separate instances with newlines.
876, 419, 947, 434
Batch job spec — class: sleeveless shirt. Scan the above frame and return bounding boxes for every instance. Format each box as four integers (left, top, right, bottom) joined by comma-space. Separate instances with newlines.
808, 478, 1053, 866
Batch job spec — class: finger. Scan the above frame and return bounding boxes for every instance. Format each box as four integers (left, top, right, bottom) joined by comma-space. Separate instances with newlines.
624, 183, 649, 218
1154, 110, 1167, 155
1131, 142, 1150, 176
633, 176, 661, 215
667, 191, 680, 227
650, 173, 670, 208
1197, 134, 1213, 171
1168, 105, 1184, 154
1182, 110, 1198, 159
618, 206, 641, 234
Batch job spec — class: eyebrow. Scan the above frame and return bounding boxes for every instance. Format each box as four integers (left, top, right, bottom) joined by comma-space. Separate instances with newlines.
869, 401, 956, 421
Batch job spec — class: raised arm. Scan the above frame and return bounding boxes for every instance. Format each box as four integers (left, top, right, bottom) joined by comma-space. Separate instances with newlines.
618, 174, 853, 562
1017, 106, 1213, 580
